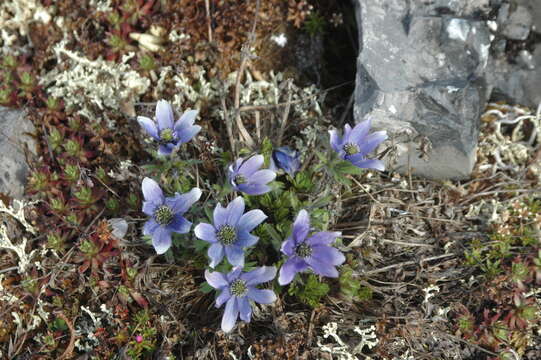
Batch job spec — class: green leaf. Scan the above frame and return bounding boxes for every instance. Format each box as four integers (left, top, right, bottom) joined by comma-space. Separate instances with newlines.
288, 274, 329, 308
199, 281, 213, 294
264, 223, 283, 252
335, 160, 363, 175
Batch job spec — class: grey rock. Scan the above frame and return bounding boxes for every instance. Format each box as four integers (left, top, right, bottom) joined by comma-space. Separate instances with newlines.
0, 107, 36, 199
498, 4, 532, 40
517, 49, 535, 70
533, 2, 541, 32
353, 0, 490, 180
486, 45, 541, 108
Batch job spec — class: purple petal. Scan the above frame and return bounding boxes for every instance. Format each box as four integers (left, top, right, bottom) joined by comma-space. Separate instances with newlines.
216, 287, 231, 308
221, 297, 239, 333
348, 118, 372, 144
329, 129, 342, 153
194, 223, 218, 243
249, 170, 276, 185
238, 155, 264, 176
346, 153, 366, 163
142, 200, 158, 216
237, 231, 259, 248
232, 158, 244, 173
165, 188, 202, 214
142, 178, 164, 203
137, 116, 159, 140
156, 99, 174, 131
238, 296, 252, 322
307, 231, 341, 246
227, 267, 242, 282
166, 215, 191, 234
143, 218, 159, 236
205, 269, 229, 289
225, 197, 245, 225
213, 203, 228, 228
305, 257, 339, 278
351, 158, 385, 171
280, 237, 295, 256
177, 125, 201, 144
247, 288, 276, 304
292, 210, 310, 244
357, 131, 388, 155
174, 109, 199, 131
152, 227, 172, 255
278, 256, 307, 285
311, 245, 346, 266
237, 209, 267, 233
273, 148, 300, 176
225, 245, 244, 267
237, 183, 271, 195
240, 266, 277, 286
343, 124, 353, 138
208, 243, 225, 268
158, 144, 174, 155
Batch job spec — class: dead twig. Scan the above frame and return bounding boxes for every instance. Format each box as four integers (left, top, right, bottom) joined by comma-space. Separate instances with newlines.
221, 97, 235, 152
57, 312, 76, 360
277, 80, 293, 146
355, 253, 456, 276
204, 0, 213, 43
232, 0, 261, 148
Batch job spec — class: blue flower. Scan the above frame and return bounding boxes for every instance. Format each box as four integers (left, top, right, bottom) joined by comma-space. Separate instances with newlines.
278, 210, 345, 285
194, 197, 266, 268
141, 177, 201, 254
228, 155, 276, 195
137, 100, 201, 156
270, 146, 301, 176
329, 117, 388, 171
205, 266, 277, 333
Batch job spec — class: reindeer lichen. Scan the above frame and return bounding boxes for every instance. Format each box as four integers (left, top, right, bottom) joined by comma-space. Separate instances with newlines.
40, 40, 150, 119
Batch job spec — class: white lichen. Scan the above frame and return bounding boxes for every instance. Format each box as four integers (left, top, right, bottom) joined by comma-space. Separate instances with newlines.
40, 39, 150, 119
479, 103, 541, 179
270, 33, 287, 47
0, 0, 52, 37
0, 199, 36, 235
89, 0, 113, 13
352, 325, 379, 351
168, 29, 190, 43
317, 322, 380, 360
0, 200, 38, 274
0, 225, 37, 274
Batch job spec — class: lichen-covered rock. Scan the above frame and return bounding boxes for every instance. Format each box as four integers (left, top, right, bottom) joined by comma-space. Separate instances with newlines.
487, 45, 541, 108
0, 107, 36, 199
353, 0, 491, 180
497, 3, 532, 41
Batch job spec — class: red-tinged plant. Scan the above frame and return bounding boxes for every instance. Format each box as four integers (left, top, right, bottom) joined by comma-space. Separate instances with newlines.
120, 0, 155, 26
74, 220, 121, 276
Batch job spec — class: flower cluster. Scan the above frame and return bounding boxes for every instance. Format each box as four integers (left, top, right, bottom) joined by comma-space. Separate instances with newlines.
194, 196, 266, 268
138, 99, 201, 155
279, 210, 345, 285
329, 117, 387, 170
137, 100, 387, 332
228, 155, 276, 195
205, 266, 277, 332
141, 177, 201, 255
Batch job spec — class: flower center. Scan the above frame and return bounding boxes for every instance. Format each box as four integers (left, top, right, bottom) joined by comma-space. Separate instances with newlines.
234, 174, 247, 185
295, 243, 313, 258
154, 205, 174, 225
159, 128, 175, 143
343, 143, 360, 156
230, 279, 248, 297
217, 225, 236, 245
